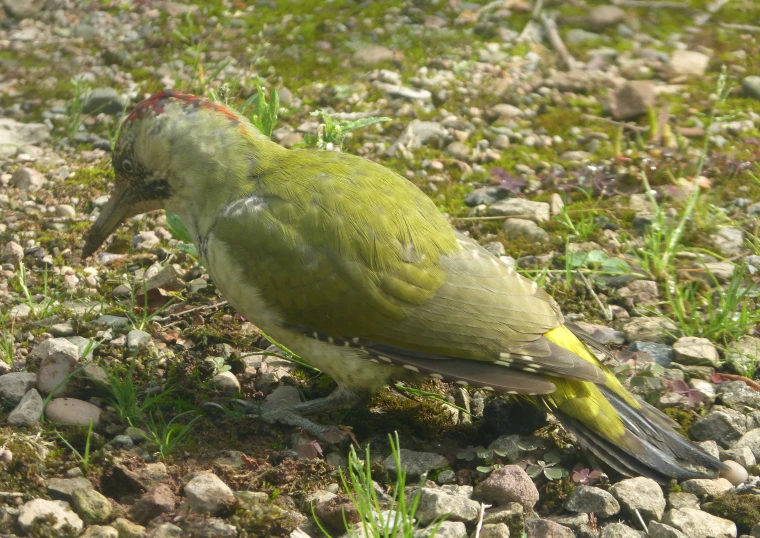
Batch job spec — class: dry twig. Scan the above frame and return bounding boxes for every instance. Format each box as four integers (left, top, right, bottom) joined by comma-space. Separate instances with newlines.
577, 270, 613, 322
540, 12, 576, 71
581, 114, 650, 133
721, 22, 760, 33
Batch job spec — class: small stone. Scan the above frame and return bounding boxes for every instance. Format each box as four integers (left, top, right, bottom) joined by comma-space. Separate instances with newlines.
609, 81, 656, 120
386, 120, 448, 157
711, 226, 744, 257
483, 241, 506, 257
609, 477, 665, 522
587, 5, 626, 30
661, 508, 736, 538
601, 522, 645, 538
473, 523, 510, 538
414, 521, 467, 538
680, 478, 733, 498
184, 473, 235, 515
668, 492, 699, 510
145, 263, 186, 292
71, 488, 112, 524
622, 317, 679, 345
437, 469, 456, 484
82, 88, 127, 115
690, 407, 747, 447
565, 485, 620, 518
92, 314, 130, 328
672, 337, 720, 368
502, 218, 550, 243
55, 204, 77, 218
131, 484, 176, 525
733, 428, 760, 459
2, 240, 24, 267
487, 198, 550, 222
184, 517, 238, 538
719, 460, 748, 486
415, 487, 480, 525
526, 518, 575, 538
81, 525, 119, 538
10, 167, 45, 192
48, 477, 93, 502
464, 186, 511, 207
17, 499, 84, 535
0, 118, 50, 159
132, 231, 160, 251
717, 381, 760, 411
474, 465, 539, 509
112, 517, 147, 538
648, 521, 689, 538
489, 103, 524, 120
720, 446, 755, 468
561, 150, 594, 162
353, 45, 394, 65
210, 371, 241, 395
127, 330, 153, 350
668, 50, 710, 77
383, 449, 449, 479
146, 522, 182, 538
50, 322, 76, 337
377, 83, 432, 101
45, 398, 101, 427
35, 338, 80, 397
0, 371, 38, 404
445, 141, 471, 160
8, 388, 43, 427
742, 76, 760, 100
618, 280, 660, 306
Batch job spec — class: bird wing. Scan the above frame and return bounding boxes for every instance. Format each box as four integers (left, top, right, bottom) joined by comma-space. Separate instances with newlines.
209, 150, 605, 392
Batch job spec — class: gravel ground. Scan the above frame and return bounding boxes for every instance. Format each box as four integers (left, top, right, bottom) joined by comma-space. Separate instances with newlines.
2, 0, 760, 537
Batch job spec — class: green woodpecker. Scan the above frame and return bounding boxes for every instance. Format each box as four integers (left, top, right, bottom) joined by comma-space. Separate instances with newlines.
84, 90, 725, 482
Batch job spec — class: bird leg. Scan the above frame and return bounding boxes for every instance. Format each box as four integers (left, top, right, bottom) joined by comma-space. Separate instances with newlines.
233, 386, 361, 440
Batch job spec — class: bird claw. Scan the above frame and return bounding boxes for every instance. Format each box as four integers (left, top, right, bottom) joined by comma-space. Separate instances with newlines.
229, 391, 357, 444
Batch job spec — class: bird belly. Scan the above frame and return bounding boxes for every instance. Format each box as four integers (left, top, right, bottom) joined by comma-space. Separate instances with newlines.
203, 232, 401, 392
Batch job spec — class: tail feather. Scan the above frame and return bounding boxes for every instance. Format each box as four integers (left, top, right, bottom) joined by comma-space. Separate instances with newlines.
543, 325, 727, 483
556, 388, 727, 483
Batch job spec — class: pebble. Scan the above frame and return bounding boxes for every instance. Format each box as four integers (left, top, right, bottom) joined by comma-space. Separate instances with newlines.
71, 488, 112, 524
210, 371, 241, 395
502, 218, 550, 243
10, 167, 45, 192
36, 338, 80, 397
7, 388, 43, 427
661, 508, 736, 538
0, 371, 38, 404
45, 398, 102, 427
184, 473, 235, 515
474, 465, 539, 509
718, 460, 748, 486
17, 499, 84, 535
383, 449, 449, 479
609, 477, 665, 522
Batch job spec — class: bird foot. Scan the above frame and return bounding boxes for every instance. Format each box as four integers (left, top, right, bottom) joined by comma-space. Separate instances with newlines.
231, 387, 360, 442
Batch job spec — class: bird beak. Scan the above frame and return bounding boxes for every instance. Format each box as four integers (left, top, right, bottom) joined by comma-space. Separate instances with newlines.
82, 182, 136, 258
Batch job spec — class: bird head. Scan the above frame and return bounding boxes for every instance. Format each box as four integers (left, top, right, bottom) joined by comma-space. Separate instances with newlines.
82, 89, 274, 258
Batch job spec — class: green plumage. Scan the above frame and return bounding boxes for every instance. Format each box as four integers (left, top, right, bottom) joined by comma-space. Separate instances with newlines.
84, 90, 727, 483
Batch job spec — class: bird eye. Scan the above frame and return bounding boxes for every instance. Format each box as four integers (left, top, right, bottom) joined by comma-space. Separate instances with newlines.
122, 159, 134, 173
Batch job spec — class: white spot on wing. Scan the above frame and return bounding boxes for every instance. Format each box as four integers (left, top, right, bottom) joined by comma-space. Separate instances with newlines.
429, 373, 443, 380
403, 365, 420, 372
223, 195, 266, 217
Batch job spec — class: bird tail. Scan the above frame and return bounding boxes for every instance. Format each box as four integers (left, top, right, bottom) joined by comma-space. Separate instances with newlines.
541, 325, 727, 483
